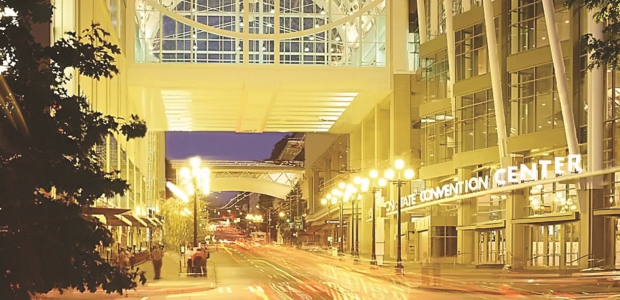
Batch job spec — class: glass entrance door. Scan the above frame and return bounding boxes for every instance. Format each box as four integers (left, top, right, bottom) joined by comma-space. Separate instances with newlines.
478, 229, 505, 264
529, 222, 580, 268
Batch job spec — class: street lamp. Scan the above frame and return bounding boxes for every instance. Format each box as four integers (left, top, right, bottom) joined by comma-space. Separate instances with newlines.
180, 156, 211, 248
368, 169, 387, 265
331, 184, 347, 255
351, 176, 370, 261
321, 195, 337, 248
384, 159, 414, 274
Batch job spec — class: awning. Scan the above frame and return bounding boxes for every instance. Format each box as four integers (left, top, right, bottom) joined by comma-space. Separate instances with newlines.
82, 207, 131, 215
82, 207, 132, 227
144, 218, 159, 227
151, 218, 164, 226
122, 214, 148, 227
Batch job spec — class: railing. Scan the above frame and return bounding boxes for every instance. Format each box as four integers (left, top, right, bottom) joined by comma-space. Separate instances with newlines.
205, 160, 304, 168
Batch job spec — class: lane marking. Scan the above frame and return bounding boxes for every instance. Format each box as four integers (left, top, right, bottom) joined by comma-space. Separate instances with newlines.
226, 286, 232, 293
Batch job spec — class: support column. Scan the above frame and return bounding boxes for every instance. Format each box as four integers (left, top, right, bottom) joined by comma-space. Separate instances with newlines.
584, 9, 605, 267
390, 75, 411, 262
457, 168, 475, 265
482, 0, 509, 167
389, 0, 409, 73
541, 0, 579, 156
361, 116, 375, 257
416, 0, 427, 44
376, 106, 391, 170
443, 0, 457, 127
429, 0, 438, 39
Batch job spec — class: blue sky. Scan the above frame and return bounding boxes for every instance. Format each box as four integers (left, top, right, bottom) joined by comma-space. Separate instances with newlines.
166, 132, 289, 161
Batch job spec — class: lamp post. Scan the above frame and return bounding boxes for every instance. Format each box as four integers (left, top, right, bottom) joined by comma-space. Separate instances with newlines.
331, 184, 347, 255
368, 170, 388, 265
321, 195, 337, 248
278, 211, 285, 244
384, 159, 414, 274
263, 207, 279, 244
351, 176, 370, 261
180, 157, 211, 248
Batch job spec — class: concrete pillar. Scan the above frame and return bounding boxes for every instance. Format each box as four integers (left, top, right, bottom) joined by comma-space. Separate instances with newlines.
360, 115, 375, 256
457, 168, 476, 265
416, 0, 427, 44
376, 106, 391, 170
482, 0, 509, 167
510, 188, 527, 269
429, 0, 438, 39
389, 74, 412, 261
390, 75, 412, 163
583, 7, 605, 269
388, 0, 409, 73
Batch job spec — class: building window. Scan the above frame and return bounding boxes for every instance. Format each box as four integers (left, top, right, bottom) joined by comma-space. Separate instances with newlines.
422, 50, 449, 102
604, 69, 620, 168
454, 0, 484, 15
455, 23, 488, 81
421, 110, 455, 166
523, 152, 579, 216
474, 195, 507, 224
431, 226, 457, 257
509, 64, 565, 135
509, 0, 569, 54
457, 89, 497, 151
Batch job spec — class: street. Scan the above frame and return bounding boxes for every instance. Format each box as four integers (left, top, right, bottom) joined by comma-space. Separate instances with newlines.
35, 244, 620, 300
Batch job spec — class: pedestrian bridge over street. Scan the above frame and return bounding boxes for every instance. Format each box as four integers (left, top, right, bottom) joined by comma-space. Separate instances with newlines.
170, 160, 304, 199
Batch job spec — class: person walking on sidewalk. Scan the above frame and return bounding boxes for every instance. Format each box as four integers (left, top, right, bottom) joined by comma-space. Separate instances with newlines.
151, 245, 163, 280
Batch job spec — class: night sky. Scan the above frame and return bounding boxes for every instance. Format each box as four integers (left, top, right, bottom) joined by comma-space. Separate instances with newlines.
165, 132, 289, 161
165, 132, 290, 207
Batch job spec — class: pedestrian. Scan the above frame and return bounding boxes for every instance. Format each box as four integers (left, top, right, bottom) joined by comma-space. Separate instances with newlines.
151, 245, 163, 280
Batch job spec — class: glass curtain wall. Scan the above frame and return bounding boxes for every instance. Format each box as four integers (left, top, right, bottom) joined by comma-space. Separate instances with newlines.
422, 50, 449, 102
509, 63, 566, 135
455, 23, 488, 81
522, 151, 579, 216
509, 0, 569, 55
134, 0, 387, 66
421, 110, 455, 166
457, 89, 497, 152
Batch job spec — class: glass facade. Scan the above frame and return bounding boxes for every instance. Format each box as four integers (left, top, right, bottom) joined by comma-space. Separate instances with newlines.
455, 23, 488, 81
421, 110, 455, 165
457, 89, 497, 152
134, 0, 387, 66
509, 63, 565, 135
509, 0, 569, 54
421, 50, 449, 102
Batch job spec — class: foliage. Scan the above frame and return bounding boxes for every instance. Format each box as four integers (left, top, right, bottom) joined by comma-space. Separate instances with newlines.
0, 1, 147, 298
565, 0, 620, 69
160, 195, 210, 250
160, 198, 192, 251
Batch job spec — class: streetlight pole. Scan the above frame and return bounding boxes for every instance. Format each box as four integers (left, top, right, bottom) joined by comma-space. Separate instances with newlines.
193, 176, 198, 248
367, 170, 387, 266
350, 197, 355, 256
181, 157, 210, 249
385, 159, 414, 274
371, 185, 377, 265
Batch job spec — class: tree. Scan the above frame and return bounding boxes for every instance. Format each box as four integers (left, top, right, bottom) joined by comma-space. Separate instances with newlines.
160, 197, 192, 251
565, 0, 620, 69
0, 1, 147, 298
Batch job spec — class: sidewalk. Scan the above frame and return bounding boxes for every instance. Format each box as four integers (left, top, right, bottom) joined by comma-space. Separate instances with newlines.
36, 251, 217, 299
306, 248, 620, 296
138, 251, 216, 289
